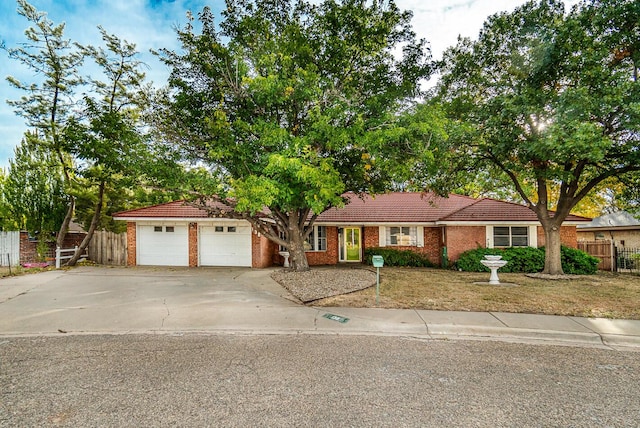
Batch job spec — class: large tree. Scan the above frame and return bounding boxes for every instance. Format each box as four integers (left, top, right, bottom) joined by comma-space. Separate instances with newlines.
156, 0, 433, 271
63, 28, 149, 266
3, 133, 67, 235
436, 0, 640, 274
4, 0, 84, 247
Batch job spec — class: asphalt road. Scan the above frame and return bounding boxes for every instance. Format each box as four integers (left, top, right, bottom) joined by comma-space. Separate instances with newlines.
1, 334, 639, 427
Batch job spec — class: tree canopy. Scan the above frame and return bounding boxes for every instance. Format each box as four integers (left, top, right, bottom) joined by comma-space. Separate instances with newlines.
156, 0, 435, 270
436, 0, 640, 274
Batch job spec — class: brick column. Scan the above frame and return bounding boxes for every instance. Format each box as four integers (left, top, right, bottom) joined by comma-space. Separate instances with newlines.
189, 223, 198, 267
126, 222, 136, 266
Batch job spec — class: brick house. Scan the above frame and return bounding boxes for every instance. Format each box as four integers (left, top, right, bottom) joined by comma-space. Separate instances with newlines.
113, 192, 590, 268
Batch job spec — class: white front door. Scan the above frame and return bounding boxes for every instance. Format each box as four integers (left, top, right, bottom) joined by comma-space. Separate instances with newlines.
137, 224, 189, 266
199, 224, 252, 267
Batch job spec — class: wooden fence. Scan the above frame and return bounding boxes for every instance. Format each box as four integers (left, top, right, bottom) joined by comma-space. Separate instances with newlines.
578, 240, 614, 271
0, 231, 20, 266
88, 231, 127, 266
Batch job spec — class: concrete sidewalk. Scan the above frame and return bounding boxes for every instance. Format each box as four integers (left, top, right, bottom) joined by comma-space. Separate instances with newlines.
1, 267, 639, 350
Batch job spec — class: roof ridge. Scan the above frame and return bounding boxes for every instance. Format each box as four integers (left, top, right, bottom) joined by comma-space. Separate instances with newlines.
112, 200, 187, 217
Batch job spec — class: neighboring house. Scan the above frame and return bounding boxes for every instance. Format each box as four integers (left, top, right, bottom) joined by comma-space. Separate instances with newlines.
577, 211, 640, 249
19, 221, 87, 265
113, 192, 590, 268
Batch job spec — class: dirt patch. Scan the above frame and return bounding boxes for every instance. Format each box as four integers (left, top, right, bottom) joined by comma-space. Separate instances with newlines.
271, 266, 376, 303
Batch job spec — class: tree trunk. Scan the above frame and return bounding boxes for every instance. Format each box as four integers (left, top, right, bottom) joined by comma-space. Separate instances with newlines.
286, 211, 310, 272
66, 182, 104, 266
56, 195, 75, 248
542, 223, 564, 275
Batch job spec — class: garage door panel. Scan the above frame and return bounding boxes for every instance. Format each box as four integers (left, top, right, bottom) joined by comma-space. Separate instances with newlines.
138, 225, 189, 266
200, 225, 251, 267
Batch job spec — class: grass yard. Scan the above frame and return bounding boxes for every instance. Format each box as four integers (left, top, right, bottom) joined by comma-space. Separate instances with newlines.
314, 267, 640, 320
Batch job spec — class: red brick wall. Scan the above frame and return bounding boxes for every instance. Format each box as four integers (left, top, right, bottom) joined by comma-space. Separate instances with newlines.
537, 226, 578, 248
362, 226, 443, 266
307, 226, 339, 265
445, 226, 486, 262
363, 226, 379, 252
272, 226, 340, 266
424, 227, 443, 265
188, 223, 198, 267
19, 231, 86, 264
252, 232, 275, 268
126, 222, 136, 266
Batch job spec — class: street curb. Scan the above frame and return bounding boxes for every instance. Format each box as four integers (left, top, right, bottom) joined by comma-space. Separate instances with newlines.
0, 325, 633, 350
425, 324, 610, 348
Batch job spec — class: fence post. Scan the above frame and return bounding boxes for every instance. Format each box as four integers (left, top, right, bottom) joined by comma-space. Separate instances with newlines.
55, 246, 61, 269
611, 241, 615, 272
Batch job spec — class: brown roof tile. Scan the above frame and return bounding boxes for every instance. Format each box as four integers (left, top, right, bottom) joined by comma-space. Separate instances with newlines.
315, 192, 477, 223
113, 200, 223, 218
112, 193, 591, 223
440, 198, 591, 222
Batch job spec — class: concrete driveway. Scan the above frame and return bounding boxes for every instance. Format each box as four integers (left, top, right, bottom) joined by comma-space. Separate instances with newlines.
0, 266, 301, 335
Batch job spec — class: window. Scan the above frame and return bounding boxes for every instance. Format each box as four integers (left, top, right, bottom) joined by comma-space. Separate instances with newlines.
386, 226, 417, 246
493, 226, 528, 247
227, 226, 236, 233
154, 226, 162, 232
165, 226, 174, 233
305, 226, 327, 251
215, 226, 224, 232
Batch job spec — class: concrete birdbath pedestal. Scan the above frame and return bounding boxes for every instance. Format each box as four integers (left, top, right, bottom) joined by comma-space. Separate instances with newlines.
279, 251, 290, 268
480, 255, 508, 285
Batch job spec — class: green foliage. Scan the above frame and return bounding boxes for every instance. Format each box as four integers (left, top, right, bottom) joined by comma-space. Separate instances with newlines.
364, 247, 435, 268
436, 0, 640, 274
455, 248, 506, 273
155, 0, 437, 270
559, 246, 599, 275
3, 135, 67, 234
35, 235, 51, 262
455, 246, 598, 275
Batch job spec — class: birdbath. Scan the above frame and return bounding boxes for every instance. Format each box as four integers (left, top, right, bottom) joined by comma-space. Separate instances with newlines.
480, 255, 508, 285
278, 251, 290, 268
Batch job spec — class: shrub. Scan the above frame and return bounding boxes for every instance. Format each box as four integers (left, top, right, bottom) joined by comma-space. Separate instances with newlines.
559, 246, 599, 275
454, 247, 507, 272
364, 247, 435, 267
455, 246, 598, 275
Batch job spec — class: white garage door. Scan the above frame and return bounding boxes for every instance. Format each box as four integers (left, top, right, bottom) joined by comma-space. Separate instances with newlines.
138, 224, 189, 266
199, 224, 252, 267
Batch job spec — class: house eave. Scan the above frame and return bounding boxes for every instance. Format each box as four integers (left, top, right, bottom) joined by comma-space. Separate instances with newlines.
577, 225, 640, 232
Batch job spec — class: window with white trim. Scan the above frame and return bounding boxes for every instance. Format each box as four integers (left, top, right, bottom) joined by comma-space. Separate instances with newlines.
305, 226, 327, 251
386, 226, 417, 246
493, 226, 529, 247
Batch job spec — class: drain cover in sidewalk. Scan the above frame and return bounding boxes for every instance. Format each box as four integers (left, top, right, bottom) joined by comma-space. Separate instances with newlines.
322, 313, 349, 323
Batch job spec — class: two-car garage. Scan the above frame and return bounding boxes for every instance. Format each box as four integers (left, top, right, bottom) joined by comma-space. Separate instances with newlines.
136, 222, 252, 267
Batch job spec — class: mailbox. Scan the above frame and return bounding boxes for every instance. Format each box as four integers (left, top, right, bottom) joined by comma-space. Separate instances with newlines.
372, 255, 384, 268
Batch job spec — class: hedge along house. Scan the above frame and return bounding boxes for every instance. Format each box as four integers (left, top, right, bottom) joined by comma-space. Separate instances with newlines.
113, 192, 591, 268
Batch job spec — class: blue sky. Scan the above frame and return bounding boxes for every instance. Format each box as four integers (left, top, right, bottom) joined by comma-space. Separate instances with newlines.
0, 0, 579, 171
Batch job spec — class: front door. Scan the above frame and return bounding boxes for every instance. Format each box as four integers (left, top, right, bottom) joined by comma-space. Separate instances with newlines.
340, 227, 361, 262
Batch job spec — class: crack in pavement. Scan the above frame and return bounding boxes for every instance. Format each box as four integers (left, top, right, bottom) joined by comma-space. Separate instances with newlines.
160, 299, 170, 329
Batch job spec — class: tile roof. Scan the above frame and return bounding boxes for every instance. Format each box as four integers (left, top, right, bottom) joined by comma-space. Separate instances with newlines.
113, 193, 591, 223
440, 198, 590, 222
113, 200, 232, 219
315, 192, 477, 223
